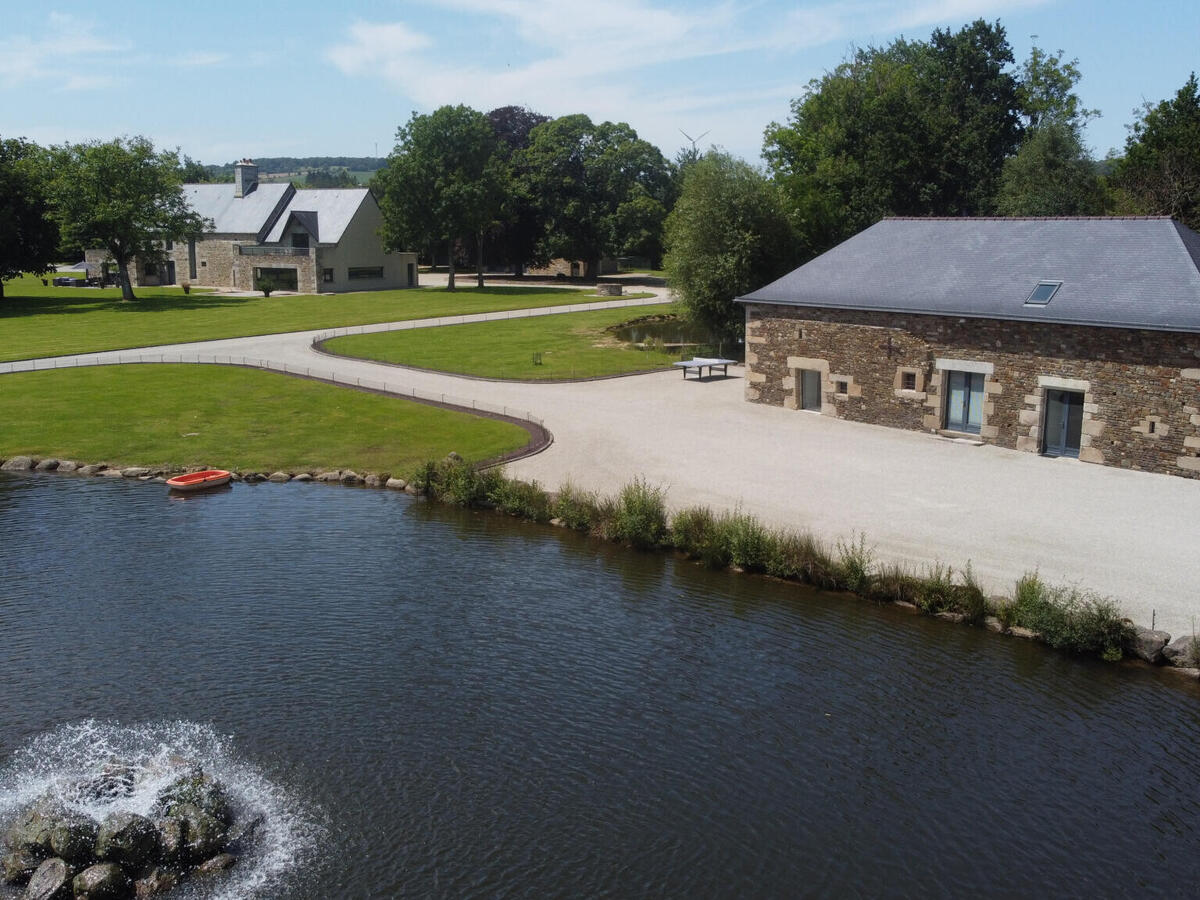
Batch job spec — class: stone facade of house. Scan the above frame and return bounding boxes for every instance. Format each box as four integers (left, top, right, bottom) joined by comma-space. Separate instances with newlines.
743, 303, 1200, 478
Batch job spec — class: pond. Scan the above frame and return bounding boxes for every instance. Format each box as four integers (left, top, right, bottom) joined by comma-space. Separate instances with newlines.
1, 473, 1198, 897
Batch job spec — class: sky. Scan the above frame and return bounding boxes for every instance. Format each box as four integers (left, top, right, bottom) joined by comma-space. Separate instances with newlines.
2, 0, 1197, 167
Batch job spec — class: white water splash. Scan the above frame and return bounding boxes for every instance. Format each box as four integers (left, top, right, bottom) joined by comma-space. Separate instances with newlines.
0, 720, 325, 899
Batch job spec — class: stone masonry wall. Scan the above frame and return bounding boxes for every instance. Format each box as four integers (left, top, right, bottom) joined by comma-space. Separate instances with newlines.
744, 303, 1200, 479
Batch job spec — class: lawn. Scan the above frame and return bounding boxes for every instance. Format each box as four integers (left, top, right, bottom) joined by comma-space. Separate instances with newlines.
0, 274, 592, 363
323, 303, 682, 380
0, 365, 529, 473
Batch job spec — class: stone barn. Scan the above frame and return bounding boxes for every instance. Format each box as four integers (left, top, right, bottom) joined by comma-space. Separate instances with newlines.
737, 217, 1200, 479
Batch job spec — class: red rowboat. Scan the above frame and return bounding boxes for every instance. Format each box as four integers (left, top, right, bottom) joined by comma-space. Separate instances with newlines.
166, 469, 232, 492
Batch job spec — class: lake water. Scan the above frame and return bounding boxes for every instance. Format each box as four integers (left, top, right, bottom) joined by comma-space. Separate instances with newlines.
2, 473, 1199, 898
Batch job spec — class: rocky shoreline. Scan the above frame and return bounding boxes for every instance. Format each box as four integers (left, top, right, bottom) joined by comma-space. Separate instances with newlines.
2, 453, 1197, 685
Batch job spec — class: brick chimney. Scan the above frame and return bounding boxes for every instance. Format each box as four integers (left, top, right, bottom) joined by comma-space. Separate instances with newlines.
234, 159, 258, 198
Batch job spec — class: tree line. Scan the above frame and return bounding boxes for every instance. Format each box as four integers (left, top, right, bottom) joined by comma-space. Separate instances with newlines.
2, 18, 1197, 318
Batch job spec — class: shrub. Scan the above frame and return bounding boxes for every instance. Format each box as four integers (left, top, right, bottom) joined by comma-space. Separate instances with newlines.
671, 506, 726, 567
719, 511, 774, 572
490, 476, 552, 522
916, 563, 956, 614
588, 494, 620, 541
180, 281, 191, 295
769, 531, 841, 589
437, 458, 500, 507
1011, 572, 1131, 659
869, 562, 921, 605
406, 460, 439, 497
957, 562, 989, 625
254, 272, 284, 297
836, 533, 874, 595
552, 482, 597, 531
610, 478, 667, 549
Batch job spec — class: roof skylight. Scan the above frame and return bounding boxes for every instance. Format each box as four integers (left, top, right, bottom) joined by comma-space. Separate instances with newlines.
1025, 281, 1062, 306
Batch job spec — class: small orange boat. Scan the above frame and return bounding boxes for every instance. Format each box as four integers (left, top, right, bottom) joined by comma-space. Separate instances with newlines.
166, 469, 232, 492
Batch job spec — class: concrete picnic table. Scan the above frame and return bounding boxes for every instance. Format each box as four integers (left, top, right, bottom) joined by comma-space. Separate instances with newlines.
673, 357, 738, 379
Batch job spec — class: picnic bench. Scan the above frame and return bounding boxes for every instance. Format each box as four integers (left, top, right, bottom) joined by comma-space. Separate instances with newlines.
673, 357, 737, 380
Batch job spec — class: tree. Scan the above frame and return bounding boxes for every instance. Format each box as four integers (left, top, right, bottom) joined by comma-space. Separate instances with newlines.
997, 122, 1108, 215
0, 137, 58, 299
764, 20, 1022, 252
1016, 42, 1098, 130
1114, 74, 1200, 229
376, 105, 506, 290
304, 166, 358, 188
180, 155, 232, 184
520, 114, 673, 277
663, 152, 799, 340
485, 106, 549, 275
49, 137, 210, 301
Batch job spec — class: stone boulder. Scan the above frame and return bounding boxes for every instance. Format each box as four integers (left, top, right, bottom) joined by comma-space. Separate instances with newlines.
175, 806, 228, 863
1, 847, 41, 884
56, 461, 79, 473
34, 459, 60, 472
364, 474, 382, 488
152, 819, 184, 866
98, 469, 123, 478
315, 471, 342, 483
120, 468, 150, 478
3, 803, 60, 856
153, 772, 232, 826
267, 472, 291, 483
340, 471, 362, 485
47, 813, 97, 865
132, 867, 177, 897
1163, 634, 1200, 667
72, 863, 130, 900
1, 456, 34, 471
23, 857, 73, 900
385, 478, 407, 491
1131, 628, 1171, 664
94, 813, 157, 869
445, 451, 463, 463
193, 853, 236, 876
76, 465, 104, 476
291, 473, 313, 482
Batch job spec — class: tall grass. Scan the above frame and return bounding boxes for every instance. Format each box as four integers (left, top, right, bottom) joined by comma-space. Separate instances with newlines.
403, 460, 1133, 663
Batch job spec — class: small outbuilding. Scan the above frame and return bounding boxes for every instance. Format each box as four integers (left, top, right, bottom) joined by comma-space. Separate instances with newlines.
737, 216, 1200, 479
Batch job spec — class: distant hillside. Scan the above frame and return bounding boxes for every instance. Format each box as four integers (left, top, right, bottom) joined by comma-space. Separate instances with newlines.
217, 157, 386, 174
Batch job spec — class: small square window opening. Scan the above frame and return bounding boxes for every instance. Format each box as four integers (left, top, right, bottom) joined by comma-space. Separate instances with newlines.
901, 371, 917, 391
835, 380, 849, 395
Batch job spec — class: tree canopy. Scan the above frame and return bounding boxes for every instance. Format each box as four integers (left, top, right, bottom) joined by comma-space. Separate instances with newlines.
485, 106, 549, 275
663, 152, 798, 340
0, 137, 59, 298
1114, 73, 1200, 229
997, 122, 1107, 216
377, 105, 506, 290
49, 137, 210, 300
520, 115, 673, 277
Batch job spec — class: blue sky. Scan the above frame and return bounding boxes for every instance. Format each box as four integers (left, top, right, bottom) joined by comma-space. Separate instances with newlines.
2, 0, 1197, 167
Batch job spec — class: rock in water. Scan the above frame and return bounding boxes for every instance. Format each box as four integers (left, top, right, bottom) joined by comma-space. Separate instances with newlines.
2, 847, 41, 885
154, 772, 233, 825
193, 853, 237, 876
4, 803, 60, 856
1131, 627, 1171, 664
152, 818, 184, 866
132, 867, 177, 898
174, 805, 228, 863
23, 857, 72, 900
95, 812, 157, 869
0, 456, 34, 471
72, 863, 130, 900
47, 813, 97, 865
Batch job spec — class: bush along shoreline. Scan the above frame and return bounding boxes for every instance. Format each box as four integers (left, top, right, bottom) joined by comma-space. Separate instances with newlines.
3, 452, 1198, 678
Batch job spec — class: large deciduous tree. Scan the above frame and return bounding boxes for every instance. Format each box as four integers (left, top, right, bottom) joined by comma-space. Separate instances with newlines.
1114, 74, 1200, 229
377, 105, 506, 291
764, 19, 1022, 252
50, 137, 210, 301
997, 122, 1108, 215
485, 105, 549, 276
663, 152, 799, 341
520, 114, 672, 278
0, 137, 58, 299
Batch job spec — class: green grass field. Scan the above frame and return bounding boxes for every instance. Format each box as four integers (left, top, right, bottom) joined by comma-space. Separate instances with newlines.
0, 274, 590, 363
324, 303, 681, 380
0, 365, 529, 472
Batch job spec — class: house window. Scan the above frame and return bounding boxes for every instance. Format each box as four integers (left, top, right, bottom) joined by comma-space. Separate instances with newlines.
348, 266, 384, 280
1025, 281, 1062, 306
799, 369, 822, 411
323, 268, 334, 283
188, 240, 197, 279
901, 371, 917, 391
291, 233, 310, 249
165, 240, 173, 251
834, 380, 849, 395
144, 262, 158, 276
944, 371, 985, 434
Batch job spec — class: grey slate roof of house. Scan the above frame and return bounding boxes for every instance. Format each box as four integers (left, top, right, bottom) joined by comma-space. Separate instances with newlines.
262, 189, 371, 245
183, 183, 294, 236
737, 217, 1200, 333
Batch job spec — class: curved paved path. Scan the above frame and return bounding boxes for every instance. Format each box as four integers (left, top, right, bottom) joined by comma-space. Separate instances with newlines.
5, 288, 1200, 637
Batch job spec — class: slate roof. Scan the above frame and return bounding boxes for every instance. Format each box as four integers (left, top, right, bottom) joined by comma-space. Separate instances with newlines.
262, 189, 371, 245
738, 217, 1200, 334
183, 183, 294, 237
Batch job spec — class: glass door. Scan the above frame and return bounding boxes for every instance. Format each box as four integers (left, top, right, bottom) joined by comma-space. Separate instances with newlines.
945, 371, 984, 434
1043, 390, 1084, 457
800, 369, 822, 411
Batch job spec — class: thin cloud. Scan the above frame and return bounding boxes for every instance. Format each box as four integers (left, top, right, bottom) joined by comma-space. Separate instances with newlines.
0, 12, 128, 90
174, 51, 230, 67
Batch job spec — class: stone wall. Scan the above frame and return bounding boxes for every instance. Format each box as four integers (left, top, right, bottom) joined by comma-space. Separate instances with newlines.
744, 303, 1200, 479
